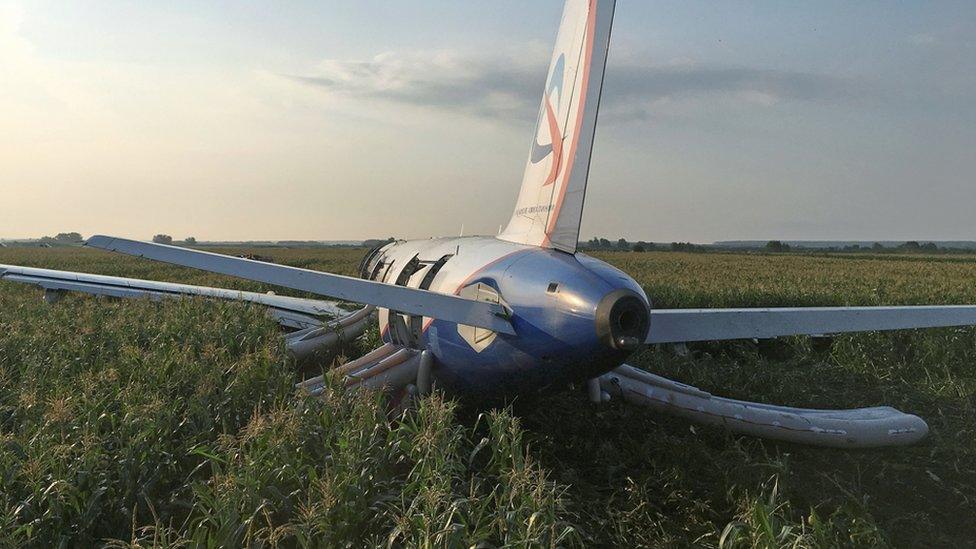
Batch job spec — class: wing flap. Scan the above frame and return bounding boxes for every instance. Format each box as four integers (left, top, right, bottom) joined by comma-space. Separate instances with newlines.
648, 306, 976, 344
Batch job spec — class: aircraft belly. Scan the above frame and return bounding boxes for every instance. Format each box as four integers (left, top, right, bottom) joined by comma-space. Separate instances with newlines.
424, 318, 612, 403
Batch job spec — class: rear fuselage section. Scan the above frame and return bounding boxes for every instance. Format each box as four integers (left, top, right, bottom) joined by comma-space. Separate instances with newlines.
361, 237, 649, 403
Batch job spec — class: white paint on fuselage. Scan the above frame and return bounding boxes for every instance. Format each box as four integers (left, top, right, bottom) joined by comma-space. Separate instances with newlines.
360, 234, 653, 402
372, 236, 532, 338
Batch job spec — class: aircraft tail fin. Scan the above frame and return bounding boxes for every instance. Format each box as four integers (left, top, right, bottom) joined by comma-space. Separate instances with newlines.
499, 0, 616, 253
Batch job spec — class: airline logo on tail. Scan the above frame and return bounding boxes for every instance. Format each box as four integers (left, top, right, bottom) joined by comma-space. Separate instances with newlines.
530, 54, 566, 187
500, 0, 615, 254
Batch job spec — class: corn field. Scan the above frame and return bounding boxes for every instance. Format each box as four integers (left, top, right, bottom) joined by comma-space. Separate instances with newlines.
1, 247, 974, 547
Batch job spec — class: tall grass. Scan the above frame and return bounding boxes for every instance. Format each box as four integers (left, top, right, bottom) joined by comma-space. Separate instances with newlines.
0, 264, 574, 546
718, 476, 886, 548
3, 247, 975, 546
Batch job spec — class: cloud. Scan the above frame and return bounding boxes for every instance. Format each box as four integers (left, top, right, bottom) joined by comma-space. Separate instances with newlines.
288, 49, 860, 122
290, 51, 543, 119
606, 65, 854, 103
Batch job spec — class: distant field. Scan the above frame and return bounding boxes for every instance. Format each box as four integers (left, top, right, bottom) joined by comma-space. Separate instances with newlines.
1, 247, 974, 547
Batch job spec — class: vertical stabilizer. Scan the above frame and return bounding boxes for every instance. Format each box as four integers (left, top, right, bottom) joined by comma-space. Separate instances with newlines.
499, 0, 616, 253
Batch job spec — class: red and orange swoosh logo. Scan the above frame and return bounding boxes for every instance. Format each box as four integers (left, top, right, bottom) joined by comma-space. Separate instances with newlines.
543, 97, 563, 186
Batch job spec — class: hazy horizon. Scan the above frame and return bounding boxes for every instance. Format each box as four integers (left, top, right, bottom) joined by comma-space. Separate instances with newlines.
2, 1, 974, 242
6, 235, 976, 249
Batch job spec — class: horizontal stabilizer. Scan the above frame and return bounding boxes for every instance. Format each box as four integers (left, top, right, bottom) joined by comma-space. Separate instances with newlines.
86, 236, 514, 335
648, 306, 976, 344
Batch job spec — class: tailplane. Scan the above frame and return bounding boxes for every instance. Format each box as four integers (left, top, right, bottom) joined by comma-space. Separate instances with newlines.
499, 0, 616, 253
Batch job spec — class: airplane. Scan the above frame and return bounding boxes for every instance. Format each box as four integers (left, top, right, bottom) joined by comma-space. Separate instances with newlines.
3, 0, 976, 449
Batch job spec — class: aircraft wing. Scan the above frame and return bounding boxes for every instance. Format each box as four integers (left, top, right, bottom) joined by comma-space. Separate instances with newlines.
647, 306, 976, 344
0, 263, 347, 330
86, 235, 515, 335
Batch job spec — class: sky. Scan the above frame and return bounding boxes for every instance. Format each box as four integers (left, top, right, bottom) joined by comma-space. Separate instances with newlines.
1, 1, 974, 243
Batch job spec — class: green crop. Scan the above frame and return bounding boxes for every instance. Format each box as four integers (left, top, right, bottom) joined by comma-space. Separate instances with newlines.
1, 247, 973, 547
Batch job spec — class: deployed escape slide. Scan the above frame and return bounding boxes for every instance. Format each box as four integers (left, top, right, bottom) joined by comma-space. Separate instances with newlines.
595, 365, 927, 448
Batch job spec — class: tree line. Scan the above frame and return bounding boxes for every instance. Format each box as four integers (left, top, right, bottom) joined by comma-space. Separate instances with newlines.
581, 238, 706, 253
582, 237, 972, 254
27, 233, 198, 246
